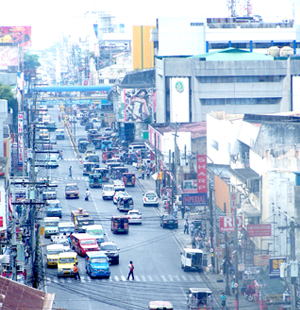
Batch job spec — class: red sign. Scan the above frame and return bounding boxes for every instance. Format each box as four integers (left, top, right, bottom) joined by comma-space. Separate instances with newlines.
220, 216, 243, 232
0, 216, 3, 227
0, 26, 31, 46
196, 155, 207, 193
247, 224, 272, 237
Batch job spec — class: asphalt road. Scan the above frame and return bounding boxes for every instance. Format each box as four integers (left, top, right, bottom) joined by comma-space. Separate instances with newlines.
37, 107, 208, 310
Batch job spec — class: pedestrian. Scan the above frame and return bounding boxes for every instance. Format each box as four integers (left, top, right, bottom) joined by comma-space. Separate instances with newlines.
76, 262, 81, 280
192, 235, 196, 248
73, 263, 79, 281
198, 237, 203, 249
231, 278, 235, 295
173, 203, 178, 218
127, 261, 134, 280
69, 166, 72, 178
58, 114, 61, 122
184, 219, 189, 234
190, 222, 195, 236
181, 206, 186, 219
220, 292, 226, 309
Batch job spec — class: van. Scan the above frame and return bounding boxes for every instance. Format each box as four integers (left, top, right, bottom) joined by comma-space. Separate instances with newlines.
128, 144, 147, 153
70, 233, 99, 256
148, 301, 173, 310
44, 217, 60, 238
58, 222, 76, 235
85, 251, 110, 278
181, 248, 206, 271
46, 199, 62, 218
85, 225, 105, 244
46, 244, 64, 267
57, 252, 78, 277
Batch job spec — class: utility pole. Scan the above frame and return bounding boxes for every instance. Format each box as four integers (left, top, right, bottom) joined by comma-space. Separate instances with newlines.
278, 219, 300, 310
172, 123, 179, 203
224, 203, 231, 296
234, 208, 239, 310
209, 186, 215, 273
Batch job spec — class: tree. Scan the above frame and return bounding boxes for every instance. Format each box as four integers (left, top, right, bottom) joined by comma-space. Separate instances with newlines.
24, 53, 41, 71
0, 83, 18, 127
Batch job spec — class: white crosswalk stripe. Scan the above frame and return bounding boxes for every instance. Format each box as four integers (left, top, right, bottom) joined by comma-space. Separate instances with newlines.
47, 273, 204, 284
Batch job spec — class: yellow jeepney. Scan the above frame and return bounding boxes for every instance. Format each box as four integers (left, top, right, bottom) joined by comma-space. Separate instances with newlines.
46, 243, 64, 267
57, 252, 78, 277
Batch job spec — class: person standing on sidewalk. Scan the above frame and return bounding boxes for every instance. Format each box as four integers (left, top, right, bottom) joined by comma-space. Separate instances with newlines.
220, 292, 226, 309
173, 203, 178, 218
181, 206, 186, 219
127, 261, 134, 280
184, 219, 189, 234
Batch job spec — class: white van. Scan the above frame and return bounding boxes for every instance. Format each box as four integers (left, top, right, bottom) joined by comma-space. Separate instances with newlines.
128, 144, 147, 153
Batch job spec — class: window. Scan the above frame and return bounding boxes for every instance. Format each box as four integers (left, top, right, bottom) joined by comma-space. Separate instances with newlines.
190, 22, 204, 26
201, 98, 281, 105
210, 139, 219, 151
99, 79, 104, 84
109, 79, 116, 83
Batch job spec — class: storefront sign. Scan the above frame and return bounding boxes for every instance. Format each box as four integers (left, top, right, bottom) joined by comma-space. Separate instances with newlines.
18, 112, 23, 165
219, 216, 243, 232
230, 192, 239, 213
247, 224, 272, 237
182, 193, 207, 206
254, 255, 270, 266
269, 257, 286, 279
215, 247, 223, 257
196, 155, 207, 193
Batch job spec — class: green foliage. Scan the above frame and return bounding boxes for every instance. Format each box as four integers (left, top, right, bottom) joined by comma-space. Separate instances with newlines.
0, 83, 18, 120
24, 53, 41, 71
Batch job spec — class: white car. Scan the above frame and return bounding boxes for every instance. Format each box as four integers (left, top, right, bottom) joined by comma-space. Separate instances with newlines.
102, 185, 115, 200
127, 210, 142, 224
113, 180, 125, 192
113, 191, 128, 204
143, 191, 159, 207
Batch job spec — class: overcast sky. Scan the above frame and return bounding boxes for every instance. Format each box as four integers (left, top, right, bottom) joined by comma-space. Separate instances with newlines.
0, 0, 297, 49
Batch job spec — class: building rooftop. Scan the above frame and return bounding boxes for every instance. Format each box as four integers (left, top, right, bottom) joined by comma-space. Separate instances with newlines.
190, 48, 274, 61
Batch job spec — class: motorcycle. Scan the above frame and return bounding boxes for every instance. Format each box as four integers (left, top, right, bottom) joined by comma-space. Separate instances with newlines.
85, 191, 90, 201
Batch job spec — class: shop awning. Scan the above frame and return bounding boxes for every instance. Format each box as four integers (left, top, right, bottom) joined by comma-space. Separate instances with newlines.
242, 202, 261, 217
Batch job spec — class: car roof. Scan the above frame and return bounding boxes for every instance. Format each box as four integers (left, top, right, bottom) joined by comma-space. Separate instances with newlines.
46, 199, 60, 203
145, 191, 156, 194
129, 209, 140, 213
58, 251, 77, 258
85, 224, 103, 230
72, 233, 96, 240
86, 251, 107, 258
101, 241, 116, 246
66, 183, 78, 186
189, 288, 212, 294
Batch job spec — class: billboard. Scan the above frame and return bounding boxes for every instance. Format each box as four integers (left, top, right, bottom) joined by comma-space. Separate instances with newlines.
183, 179, 197, 193
18, 113, 24, 165
0, 179, 6, 230
269, 257, 286, 279
123, 88, 155, 123
196, 155, 207, 193
0, 47, 18, 68
254, 255, 270, 266
170, 78, 189, 122
219, 216, 243, 232
247, 224, 272, 237
182, 193, 207, 206
0, 26, 31, 46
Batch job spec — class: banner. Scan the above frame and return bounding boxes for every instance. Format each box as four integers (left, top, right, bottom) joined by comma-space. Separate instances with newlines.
182, 193, 207, 206
123, 88, 155, 122
0, 26, 31, 46
269, 257, 286, 279
230, 192, 239, 213
254, 255, 270, 266
196, 155, 207, 193
0, 47, 18, 68
219, 216, 243, 232
18, 113, 24, 165
247, 224, 272, 237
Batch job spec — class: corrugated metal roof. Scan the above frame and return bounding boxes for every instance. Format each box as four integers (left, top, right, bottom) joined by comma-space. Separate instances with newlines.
190, 48, 274, 61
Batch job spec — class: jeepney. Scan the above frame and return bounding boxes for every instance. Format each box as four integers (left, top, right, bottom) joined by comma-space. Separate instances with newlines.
46, 243, 64, 267
57, 252, 78, 277
122, 173, 136, 186
46, 199, 62, 218
111, 216, 129, 234
85, 251, 110, 279
94, 168, 109, 182
83, 162, 99, 176
89, 173, 102, 188
44, 217, 60, 238
187, 288, 213, 310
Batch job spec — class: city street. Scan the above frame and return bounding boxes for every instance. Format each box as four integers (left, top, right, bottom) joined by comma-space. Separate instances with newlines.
38, 107, 209, 310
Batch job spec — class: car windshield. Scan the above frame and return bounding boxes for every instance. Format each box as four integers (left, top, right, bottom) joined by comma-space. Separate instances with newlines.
101, 244, 117, 251
90, 258, 107, 263
87, 229, 103, 235
47, 249, 62, 255
48, 204, 60, 209
59, 227, 73, 232
146, 193, 156, 198
104, 186, 114, 191
59, 258, 75, 264
45, 222, 58, 226
66, 186, 78, 191
78, 220, 94, 225
80, 240, 96, 245
130, 212, 139, 216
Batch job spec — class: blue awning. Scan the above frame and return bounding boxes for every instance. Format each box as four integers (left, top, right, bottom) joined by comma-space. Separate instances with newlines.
35, 85, 113, 93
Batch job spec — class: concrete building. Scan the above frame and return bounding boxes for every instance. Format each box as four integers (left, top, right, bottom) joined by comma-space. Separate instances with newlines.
155, 49, 300, 123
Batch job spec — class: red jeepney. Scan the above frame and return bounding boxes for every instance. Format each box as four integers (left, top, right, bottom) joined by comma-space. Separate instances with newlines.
102, 151, 114, 163
111, 216, 129, 234
122, 173, 136, 187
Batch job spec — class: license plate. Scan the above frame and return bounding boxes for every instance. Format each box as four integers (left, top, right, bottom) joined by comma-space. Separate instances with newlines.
64, 271, 70, 274
70, 194, 74, 197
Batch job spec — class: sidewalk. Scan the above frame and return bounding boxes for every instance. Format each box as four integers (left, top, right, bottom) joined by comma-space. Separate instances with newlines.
137, 176, 259, 310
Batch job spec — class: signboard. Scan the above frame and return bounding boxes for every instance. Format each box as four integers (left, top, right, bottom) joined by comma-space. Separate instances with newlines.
219, 216, 243, 232
230, 192, 239, 213
182, 193, 207, 206
0, 47, 18, 69
254, 255, 270, 266
0, 26, 31, 46
196, 155, 207, 194
183, 179, 197, 193
247, 224, 272, 237
269, 257, 286, 279
0, 179, 6, 230
215, 247, 223, 257
18, 113, 24, 165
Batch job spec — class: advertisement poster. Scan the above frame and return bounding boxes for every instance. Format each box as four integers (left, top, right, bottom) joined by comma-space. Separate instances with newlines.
247, 224, 272, 237
269, 257, 286, 279
123, 88, 155, 122
0, 26, 31, 46
254, 255, 270, 266
18, 113, 23, 165
183, 179, 197, 193
182, 193, 207, 207
0, 47, 18, 68
196, 155, 207, 193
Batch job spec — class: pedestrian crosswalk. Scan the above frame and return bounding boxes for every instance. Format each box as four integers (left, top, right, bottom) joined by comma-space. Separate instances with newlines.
53, 176, 89, 181
57, 158, 79, 162
46, 273, 203, 284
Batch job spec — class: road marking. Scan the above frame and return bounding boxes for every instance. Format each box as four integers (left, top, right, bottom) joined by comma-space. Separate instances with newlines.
141, 275, 146, 281
121, 276, 126, 281
114, 276, 119, 281
161, 275, 167, 282
181, 275, 187, 281
148, 275, 154, 281
168, 275, 174, 281
135, 276, 140, 281
174, 275, 181, 282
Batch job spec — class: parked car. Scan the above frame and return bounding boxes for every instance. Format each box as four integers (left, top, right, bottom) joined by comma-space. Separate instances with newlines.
143, 191, 159, 207
127, 210, 142, 224
160, 214, 178, 229
99, 242, 120, 265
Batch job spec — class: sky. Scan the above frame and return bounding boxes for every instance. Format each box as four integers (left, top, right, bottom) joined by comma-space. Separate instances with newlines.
0, 0, 297, 49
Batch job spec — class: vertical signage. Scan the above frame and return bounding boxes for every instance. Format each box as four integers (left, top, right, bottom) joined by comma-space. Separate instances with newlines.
230, 192, 239, 214
196, 155, 207, 193
18, 112, 24, 165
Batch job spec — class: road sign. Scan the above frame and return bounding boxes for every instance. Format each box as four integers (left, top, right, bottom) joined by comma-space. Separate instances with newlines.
234, 283, 238, 288
215, 247, 223, 257
210, 248, 214, 253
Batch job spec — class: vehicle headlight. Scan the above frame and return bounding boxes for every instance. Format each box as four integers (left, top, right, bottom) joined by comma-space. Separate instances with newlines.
58, 268, 63, 271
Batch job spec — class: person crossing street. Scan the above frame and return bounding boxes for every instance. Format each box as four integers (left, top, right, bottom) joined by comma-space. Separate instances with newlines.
127, 261, 134, 280
69, 166, 72, 178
